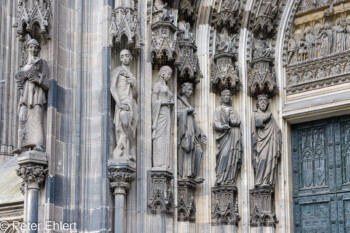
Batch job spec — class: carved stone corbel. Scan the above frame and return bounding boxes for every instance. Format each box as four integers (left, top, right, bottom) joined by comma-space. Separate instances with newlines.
108, 162, 136, 233
109, 4, 140, 49
250, 186, 278, 227
148, 170, 174, 215
16, 151, 48, 232
211, 185, 240, 225
177, 179, 196, 222
14, 0, 52, 42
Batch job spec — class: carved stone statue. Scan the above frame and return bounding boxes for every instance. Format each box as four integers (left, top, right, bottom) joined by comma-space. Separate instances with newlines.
259, 0, 278, 17
213, 90, 242, 185
297, 33, 307, 61
305, 27, 316, 59
216, 28, 237, 54
317, 23, 332, 56
346, 18, 350, 50
110, 49, 139, 163
334, 19, 346, 52
13, 39, 49, 154
177, 82, 207, 179
153, 0, 174, 22
252, 95, 281, 187
287, 37, 297, 64
152, 66, 174, 169
252, 38, 272, 60
178, 20, 194, 42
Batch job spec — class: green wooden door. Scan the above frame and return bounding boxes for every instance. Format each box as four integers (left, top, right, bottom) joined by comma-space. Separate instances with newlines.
292, 115, 350, 233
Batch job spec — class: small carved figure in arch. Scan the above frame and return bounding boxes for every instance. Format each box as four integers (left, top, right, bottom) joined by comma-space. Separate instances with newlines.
216, 28, 237, 54
334, 18, 346, 53
305, 27, 317, 59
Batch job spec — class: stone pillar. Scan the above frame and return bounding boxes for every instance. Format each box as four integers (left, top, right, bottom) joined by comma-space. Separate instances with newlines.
108, 162, 136, 233
16, 151, 48, 233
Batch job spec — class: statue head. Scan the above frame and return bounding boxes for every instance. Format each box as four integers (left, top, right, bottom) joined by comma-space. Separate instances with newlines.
27, 39, 41, 57
220, 89, 232, 105
158, 66, 172, 82
181, 82, 193, 98
120, 49, 132, 66
257, 94, 269, 112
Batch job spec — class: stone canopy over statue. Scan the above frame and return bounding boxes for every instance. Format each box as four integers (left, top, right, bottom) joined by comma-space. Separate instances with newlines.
177, 82, 207, 180
213, 90, 242, 185
110, 49, 139, 164
13, 39, 49, 154
251, 94, 281, 187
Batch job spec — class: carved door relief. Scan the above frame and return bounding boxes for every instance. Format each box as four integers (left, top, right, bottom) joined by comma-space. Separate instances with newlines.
292, 115, 350, 233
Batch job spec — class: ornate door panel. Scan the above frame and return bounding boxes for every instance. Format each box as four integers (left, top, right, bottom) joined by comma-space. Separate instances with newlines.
292, 119, 335, 197
293, 194, 337, 233
292, 115, 350, 233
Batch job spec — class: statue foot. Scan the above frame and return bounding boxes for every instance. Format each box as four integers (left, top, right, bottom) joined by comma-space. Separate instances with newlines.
12, 147, 23, 154
34, 145, 45, 152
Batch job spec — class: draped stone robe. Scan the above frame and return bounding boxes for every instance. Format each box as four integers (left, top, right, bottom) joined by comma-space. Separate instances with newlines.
177, 96, 205, 179
252, 110, 281, 186
213, 105, 242, 185
15, 57, 49, 149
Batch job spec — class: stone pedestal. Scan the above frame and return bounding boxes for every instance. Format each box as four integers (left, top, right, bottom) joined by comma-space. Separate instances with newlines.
211, 185, 240, 225
16, 150, 48, 233
250, 186, 278, 227
177, 179, 196, 222
108, 161, 136, 233
148, 170, 173, 215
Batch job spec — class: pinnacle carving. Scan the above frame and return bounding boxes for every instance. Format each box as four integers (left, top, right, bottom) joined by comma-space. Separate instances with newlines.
212, 0, 242, 33
109, 6, 140, 49
15, 0, 52, 42
250, 0, 279, 39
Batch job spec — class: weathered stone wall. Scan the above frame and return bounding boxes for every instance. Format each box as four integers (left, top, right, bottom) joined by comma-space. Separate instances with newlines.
0, 1, 350, 233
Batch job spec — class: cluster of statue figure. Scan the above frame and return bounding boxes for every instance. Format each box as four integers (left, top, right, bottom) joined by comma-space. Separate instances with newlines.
14, 40, 281, 189
94, 48, 282, 188
288, 17, 350, 64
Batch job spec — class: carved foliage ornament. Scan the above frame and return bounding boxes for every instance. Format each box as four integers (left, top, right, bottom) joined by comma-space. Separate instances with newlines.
16, 164, 48, 194
15, 0, 52, 41
109, 6, 139, 49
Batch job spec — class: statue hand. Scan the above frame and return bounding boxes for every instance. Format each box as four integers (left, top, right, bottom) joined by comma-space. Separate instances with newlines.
223, 125, 231, 130
187, 107, 194, 114
119, 104, 130, 111
29, 77, 40, 84
200, 134, 207, 144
